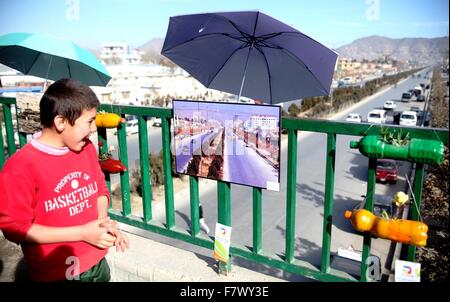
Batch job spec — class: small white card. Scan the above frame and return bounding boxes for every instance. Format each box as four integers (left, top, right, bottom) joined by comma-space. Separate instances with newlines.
395, 260, 421, 282
213, 223, 232, 263
266, 181, 280, 191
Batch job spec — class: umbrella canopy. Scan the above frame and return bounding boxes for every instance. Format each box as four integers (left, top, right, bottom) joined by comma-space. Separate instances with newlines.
161, 11, 338, 104
0, 32, 111, 87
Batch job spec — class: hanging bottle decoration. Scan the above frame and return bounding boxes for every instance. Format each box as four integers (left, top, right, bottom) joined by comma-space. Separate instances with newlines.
96, 112, 125, 128
344, 209, 428, 247
350, 135, 444, 165
97, 141, 127, 174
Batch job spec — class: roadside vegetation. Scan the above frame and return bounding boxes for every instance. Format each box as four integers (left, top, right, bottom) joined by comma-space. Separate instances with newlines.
416, 66, 449, 282
113, 151, 182, 199
287, 69, 420, 118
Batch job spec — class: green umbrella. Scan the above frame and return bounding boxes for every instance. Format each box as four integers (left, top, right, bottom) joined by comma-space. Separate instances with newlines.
0, 32, 111, 87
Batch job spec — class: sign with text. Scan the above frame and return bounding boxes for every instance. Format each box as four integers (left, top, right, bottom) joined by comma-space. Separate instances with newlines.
213, 223, 232, 263
395, 260, 421, 282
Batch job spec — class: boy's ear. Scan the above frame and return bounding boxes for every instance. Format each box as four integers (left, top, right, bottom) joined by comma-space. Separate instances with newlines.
54, 115, 67, 132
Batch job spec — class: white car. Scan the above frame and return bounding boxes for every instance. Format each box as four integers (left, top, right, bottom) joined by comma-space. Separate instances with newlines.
399, 111, 418, 126
152, 118, 162, 127
125, 119, 139, 135
345, 113, 362, 123
113, 119, 139, 135
367, 109, 387, 124
383, 100, 396, 110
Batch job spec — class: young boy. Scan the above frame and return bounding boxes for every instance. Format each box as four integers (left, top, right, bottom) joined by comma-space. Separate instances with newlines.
0, 78, 128, 282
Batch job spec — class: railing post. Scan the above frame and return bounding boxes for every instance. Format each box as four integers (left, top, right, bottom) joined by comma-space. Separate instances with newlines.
2, 103, 16, 155
217, 180, 231, 273
15, 104, 27, 147
407, 163, 425, 261
253, 187, 262, 254
190, 176, 200, 236
117, 115, 131, 216
0, 119, 5, 168
0, 100, 440, 282
138, 115, 152, 222
361, 157, 377, 281
285, 129, 298, 263
18, 132, 27, 147
97, 127, 111, 196
161, 116, 175, 229
321, 133, 336, 273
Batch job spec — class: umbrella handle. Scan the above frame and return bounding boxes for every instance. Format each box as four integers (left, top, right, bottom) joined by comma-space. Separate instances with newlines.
237, 45, 253, 102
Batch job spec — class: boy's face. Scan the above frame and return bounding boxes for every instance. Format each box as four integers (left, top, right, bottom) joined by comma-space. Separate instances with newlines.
61, 107, 97, 152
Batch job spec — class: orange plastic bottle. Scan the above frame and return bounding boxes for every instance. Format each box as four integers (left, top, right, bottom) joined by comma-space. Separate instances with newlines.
344, 209, 375, 232
344, 209, 428, 247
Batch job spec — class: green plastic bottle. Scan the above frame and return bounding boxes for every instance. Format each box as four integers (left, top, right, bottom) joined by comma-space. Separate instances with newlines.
350, 135, 444, 165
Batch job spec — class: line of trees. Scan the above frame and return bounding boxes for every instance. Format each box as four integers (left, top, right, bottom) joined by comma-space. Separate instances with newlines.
287, 69, 421, 118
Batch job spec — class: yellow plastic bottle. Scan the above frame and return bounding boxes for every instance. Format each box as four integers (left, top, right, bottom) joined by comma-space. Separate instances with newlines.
95, 113, 125, 128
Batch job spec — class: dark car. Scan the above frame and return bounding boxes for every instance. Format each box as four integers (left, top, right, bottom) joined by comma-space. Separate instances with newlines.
416, 95, 425, 102
401, 92, 412, 102
423, 111, 431, 126
376, 159, 398, 184
356, 194, 394, 218
410, 106, 421, 113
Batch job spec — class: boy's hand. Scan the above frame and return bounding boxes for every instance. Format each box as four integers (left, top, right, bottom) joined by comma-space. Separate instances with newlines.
100, 220, 129, 252
81, 217, 116, 249
113, 229, 129, 252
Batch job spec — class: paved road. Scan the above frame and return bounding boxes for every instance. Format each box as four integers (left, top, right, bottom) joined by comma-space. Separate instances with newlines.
223, 128, 278, 189
101, 69, 432, 279
157, 69, 432, 275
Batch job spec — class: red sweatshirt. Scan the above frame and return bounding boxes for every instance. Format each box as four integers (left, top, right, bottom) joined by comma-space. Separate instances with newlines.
0, 138, 110, 281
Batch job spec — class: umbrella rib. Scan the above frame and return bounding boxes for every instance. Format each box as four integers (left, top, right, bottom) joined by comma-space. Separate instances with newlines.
0, 45, 43, 75
222, 18, 254, 44
26, 51, 46, 75
66, 59, 72, 79
279, 47, 330, 95
205, 46, 246, 87
256, 31, 312, 49
163, 33, 247, 52
251, 11, 260, 41
258, 30, 334, 95
254, 46, 273, 103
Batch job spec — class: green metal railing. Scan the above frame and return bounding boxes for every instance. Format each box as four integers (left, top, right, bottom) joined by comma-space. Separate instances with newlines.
1, 97, 448, 282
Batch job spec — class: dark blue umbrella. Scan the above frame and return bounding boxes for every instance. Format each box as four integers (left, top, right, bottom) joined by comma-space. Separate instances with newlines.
161, 11, 338, 104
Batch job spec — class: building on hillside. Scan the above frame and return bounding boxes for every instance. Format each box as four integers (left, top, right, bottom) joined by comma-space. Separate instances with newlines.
335, 57, 398, 82
250, 115, 278, 130
100, 42, 142, 65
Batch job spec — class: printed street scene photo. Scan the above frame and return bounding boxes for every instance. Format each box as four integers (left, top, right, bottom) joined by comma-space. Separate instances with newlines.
173, 100, 280, 190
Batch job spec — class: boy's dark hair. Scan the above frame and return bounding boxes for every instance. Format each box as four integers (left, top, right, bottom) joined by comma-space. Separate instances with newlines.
40, 78, 100, 127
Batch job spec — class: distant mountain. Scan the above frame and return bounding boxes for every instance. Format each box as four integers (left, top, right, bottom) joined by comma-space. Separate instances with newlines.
138, 38, 166, 64
139, 38, 164, 53
336, 35, 449, 65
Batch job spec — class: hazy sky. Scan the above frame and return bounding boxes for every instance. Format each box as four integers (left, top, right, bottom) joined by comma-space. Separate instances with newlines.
1, 0, 448, 50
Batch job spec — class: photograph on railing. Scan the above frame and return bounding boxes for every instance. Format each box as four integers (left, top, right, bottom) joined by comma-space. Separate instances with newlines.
173, 99, 281, 190
15, 92, 43, 134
